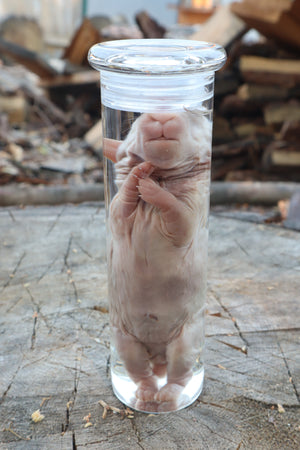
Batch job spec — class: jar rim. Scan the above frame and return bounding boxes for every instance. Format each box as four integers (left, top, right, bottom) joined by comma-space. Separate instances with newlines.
88, 39, 226, 75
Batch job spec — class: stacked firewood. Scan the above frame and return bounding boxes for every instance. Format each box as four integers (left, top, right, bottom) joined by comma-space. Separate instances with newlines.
183, 0, 300, 183
212, 36, 300, 182
0, 3, 299, 194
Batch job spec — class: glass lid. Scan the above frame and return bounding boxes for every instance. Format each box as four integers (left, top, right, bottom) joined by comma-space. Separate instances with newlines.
88, 39, 226, 75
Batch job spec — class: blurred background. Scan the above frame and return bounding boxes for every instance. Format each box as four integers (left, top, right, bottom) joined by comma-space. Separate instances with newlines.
0, 1, 236, 45
0, 0, 299, 228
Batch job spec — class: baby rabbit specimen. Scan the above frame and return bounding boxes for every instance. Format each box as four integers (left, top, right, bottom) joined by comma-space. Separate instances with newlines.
104, 110, 212, 412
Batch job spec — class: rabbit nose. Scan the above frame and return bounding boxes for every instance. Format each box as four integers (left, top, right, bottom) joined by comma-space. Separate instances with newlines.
149, 113, 176, 125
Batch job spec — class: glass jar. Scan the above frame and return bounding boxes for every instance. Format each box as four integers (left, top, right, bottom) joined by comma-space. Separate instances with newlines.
88, 39, 226, 413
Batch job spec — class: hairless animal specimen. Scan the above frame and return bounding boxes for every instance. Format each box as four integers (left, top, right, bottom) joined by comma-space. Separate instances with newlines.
104, 110, 212, 411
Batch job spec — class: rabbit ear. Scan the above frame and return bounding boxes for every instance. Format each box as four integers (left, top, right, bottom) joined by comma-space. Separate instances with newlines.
103, 138, 121, 163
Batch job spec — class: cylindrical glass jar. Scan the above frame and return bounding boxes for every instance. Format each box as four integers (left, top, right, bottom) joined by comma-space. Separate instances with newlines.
88, 39, 226, 413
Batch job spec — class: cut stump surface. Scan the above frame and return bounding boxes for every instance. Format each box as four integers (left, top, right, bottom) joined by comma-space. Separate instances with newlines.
0, 204, 299, 449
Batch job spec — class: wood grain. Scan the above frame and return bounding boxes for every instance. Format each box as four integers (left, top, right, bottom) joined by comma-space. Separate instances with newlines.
0, 204, 299, 449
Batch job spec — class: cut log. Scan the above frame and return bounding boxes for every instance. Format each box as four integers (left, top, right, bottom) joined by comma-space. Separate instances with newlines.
210, 181, 300, 205
0, 37, 58, 79
280, 120, 300, 142
231, 0, 300, 51
101, 24, 143, 40
39, 70, 99, 89
39, 71, 100, 117
0, 180, 299, 207
0, 95, 27, 124
0, 16, 43, 53
224, 169, 276, 182
213, 138, 261, 159
190, 5, 247, 49
0, 183, 104, 206
212, 116, 235, 144
212, 157, 248, 180
229, 39, 279, 63
63, 18, 103, 66
232, 0, 294, 25
239, 56, 300, 87
84, 120, 103, 156
233, 123, 259, 138
264, 101, 300, 126
263, 140, 300, 169
212, 138, 262, 180
135, 11, 166, 38
237, 83, 289, 102
219, 94, 262, 117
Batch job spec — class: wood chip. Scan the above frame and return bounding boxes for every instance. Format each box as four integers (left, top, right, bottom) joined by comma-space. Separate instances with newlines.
277, 404, 285, 413
217, 339, 248, 354
83, 413, 91, 422
102, 407, 108, 419
98, 400, 135, 420
31, 409, 45, 423
40, 397, 51, 408
208, 311, 223, 318
93, 305, 109, 313
110, 405, 122, 414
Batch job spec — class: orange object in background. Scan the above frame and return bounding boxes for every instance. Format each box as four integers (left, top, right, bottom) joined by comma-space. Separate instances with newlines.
192, 0, 213, 9
172, 0, 217, 25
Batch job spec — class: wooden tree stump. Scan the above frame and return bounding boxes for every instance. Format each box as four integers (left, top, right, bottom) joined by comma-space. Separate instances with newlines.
0, 204, 299, 449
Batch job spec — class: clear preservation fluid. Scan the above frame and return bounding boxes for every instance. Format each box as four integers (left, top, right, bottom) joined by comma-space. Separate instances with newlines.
103, 106, 211, 412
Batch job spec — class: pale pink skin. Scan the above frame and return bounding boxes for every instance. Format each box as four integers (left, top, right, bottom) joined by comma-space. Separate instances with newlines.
104, 111, 211, 412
